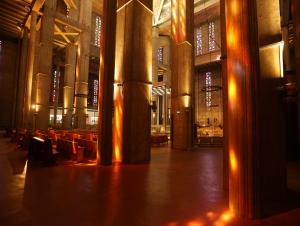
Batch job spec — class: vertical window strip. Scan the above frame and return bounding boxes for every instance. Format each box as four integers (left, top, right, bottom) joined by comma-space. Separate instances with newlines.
52, 70, 58, 103
208, 21, 216, 52
66, 7, 70, 18
95, 16, 102, 47
205, 72, 212, 111
196, 26, 203, 55
93, 79, 99, 106
158, 47, 164, 64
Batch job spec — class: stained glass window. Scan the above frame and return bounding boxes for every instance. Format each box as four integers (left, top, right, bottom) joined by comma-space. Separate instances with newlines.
66, 7, 70, 18
93, 79, 99, 106
196, 27, 203, 55
158, 47, 164, 64
208, 21, 216, 52
95, 16, 102, 47
205, 72, 212, 110
52, 70, 60, 103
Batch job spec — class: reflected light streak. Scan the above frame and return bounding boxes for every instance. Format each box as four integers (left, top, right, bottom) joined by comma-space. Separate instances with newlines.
183, 95, 191, 108
228, 77, 237, 104
229, 149, 238, 173
230, 0, 239, 16
227, 26, 237, 49
206, 211, 217, 220
187, 221, 203, 226
165, 210, 235, 226
178, 0, 186, 42
113, 86, 122, 162
220, 211, 234, 222
279, 41, 284, 78
21, 160, 28, 178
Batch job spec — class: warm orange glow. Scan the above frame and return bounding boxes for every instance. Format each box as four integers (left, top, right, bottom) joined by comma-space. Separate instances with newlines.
171, 0, 178, 42
229, 149, 238, 173
213, 220, 224, 226
178, 0, 186, 42
183, 95, 191, 108
279, 41, 284, 78
113, 85, 122, 162
227, 26, 237, 49
186, 221, 203, 226
228, 77, 237, 104
164, 210, 235, 226
22, 160, 28, 178
212, 210, 235, 226
167, 222, 178, 226
172, 0, 187, 43
220, 211, 234, 222
230, 0, 239, 16
206, 211, 217, 220
72, 162, 97, 167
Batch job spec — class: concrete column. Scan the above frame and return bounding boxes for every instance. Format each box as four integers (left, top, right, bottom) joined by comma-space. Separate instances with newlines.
152, 27, 159, 84
164, 86, 168, 132
16, 29, 29, 128
63, 44, 77, 129
74, 0, 92, 129
220, 0, 229, 191
170, 0, 194, 149
226, 0, 285, 218
34, 0, 57, 131
31, 29, 40, 128
97, 0, 117, 165
113, 0, 152, 163
53, 66, 60, 126
292, 0, 300, 159
24, 12, 37, 128
68, 0, 79, 21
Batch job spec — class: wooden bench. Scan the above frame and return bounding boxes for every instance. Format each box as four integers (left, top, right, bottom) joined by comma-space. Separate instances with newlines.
28, 137, 56, 166
151, 134, 168, 145
75, 138, 97, 159
56, 139, 85, 162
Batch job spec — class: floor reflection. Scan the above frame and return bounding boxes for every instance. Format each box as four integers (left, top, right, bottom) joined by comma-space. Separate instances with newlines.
1, 136, 300, 226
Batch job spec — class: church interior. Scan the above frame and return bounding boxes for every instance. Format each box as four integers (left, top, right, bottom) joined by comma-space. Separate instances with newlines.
1, 0, 300, 225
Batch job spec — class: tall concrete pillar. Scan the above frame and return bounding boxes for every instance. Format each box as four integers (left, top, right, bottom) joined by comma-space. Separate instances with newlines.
292, 0, 300, 159
31, 29, 40, 128
152, 27, 159, 84
220, 0, 229, 191
63, 44, 77, 129
34, 0, 57, 130
113, 0, 152, 163
226, 0, 286, 218
16, 29, 29, 128
68, 0, 79, 21
170, 0, 194, 149
74, 0, 92, 129
97, 0, 117, 165
24, 12, 37, 128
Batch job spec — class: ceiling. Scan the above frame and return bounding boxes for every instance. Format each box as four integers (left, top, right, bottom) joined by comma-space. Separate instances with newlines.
0, 0, 34, 38
0, 0, 103, 39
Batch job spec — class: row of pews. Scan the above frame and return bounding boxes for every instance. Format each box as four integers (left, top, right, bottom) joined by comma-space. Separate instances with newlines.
12, 128, 98, 165
151, 133, 169, 145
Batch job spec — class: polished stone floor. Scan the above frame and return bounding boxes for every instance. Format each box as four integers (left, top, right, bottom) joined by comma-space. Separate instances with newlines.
0, 134, 300, 226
